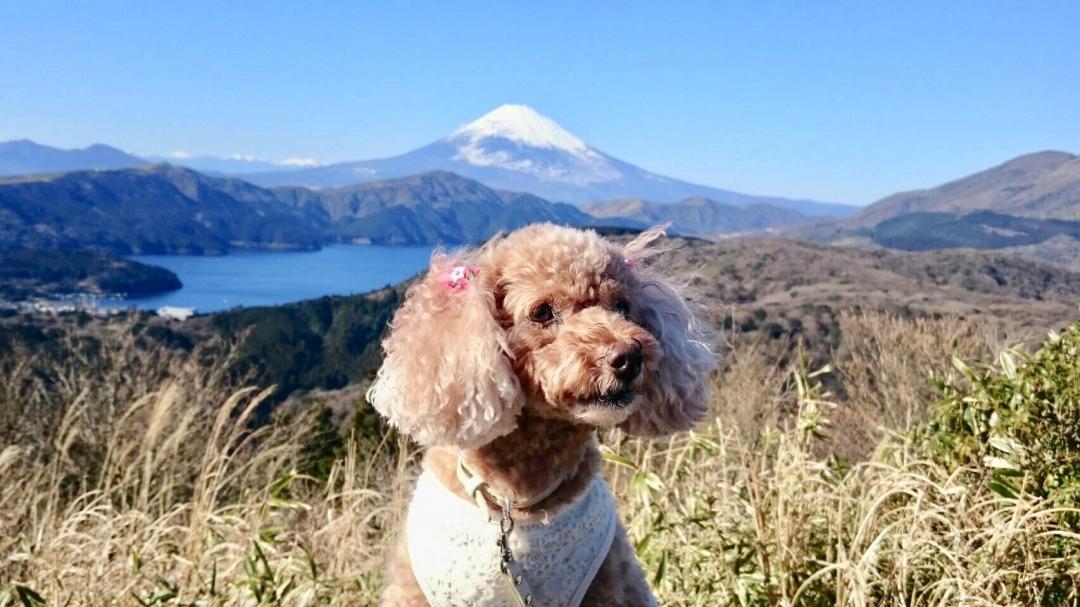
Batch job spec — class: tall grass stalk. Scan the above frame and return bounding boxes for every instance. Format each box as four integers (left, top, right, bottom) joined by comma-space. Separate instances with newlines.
3, 313, 1078, 605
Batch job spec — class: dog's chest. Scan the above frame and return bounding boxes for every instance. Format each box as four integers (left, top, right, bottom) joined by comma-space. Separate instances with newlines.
406, 471, 617, 607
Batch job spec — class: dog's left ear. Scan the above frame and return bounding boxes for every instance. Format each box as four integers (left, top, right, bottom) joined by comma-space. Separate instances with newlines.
366, 246, 522, 448
618, 229, 716, 436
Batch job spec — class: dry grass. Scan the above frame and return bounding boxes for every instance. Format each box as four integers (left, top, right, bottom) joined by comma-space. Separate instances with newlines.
605, 369, 1080, 605
0, 330, 408, 605
3, 312, 1079, 605
827, 310, 1002, 461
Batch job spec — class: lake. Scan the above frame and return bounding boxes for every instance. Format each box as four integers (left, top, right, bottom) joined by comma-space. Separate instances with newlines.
102, 245, 433, 313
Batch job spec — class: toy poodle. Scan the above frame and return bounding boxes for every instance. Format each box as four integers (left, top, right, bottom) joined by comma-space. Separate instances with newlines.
368, 223, 715, 606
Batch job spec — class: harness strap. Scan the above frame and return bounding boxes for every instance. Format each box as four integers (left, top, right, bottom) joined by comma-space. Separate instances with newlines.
456, 455, 555, 606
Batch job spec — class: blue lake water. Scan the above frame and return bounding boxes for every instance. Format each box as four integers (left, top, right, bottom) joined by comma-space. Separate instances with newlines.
102, 245, 433, 313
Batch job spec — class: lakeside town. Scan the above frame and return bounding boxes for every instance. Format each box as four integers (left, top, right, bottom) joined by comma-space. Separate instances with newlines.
0, 295, 195, 320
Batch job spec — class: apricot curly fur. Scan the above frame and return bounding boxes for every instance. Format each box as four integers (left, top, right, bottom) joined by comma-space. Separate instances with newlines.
370, 224, 715, 606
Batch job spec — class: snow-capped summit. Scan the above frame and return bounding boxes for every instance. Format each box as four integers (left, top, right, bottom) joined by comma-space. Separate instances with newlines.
443, 104, 619, 185
246, 105, 853, 217
450, 104, 589, 154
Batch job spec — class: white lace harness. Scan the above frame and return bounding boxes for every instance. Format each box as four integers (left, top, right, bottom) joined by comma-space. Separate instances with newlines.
406, 468, 617, 607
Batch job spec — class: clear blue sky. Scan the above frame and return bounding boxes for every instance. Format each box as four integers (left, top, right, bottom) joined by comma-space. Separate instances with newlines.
2, 1, 1078, 204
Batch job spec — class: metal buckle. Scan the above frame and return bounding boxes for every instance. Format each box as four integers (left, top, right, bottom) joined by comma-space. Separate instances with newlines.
496, 496, 534, 606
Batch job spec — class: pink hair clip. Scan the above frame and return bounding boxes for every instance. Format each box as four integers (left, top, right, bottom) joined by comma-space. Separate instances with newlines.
624, 257, 641, 270
444, 262, 480, 293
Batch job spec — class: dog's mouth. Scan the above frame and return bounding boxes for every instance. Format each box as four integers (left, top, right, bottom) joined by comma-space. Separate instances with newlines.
592, 387, 636, 408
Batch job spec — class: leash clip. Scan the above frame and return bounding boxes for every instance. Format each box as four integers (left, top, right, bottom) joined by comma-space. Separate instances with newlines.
496, 496, 534, 606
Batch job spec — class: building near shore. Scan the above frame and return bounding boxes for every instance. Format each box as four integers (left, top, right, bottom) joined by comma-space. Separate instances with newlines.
157, 306, 196, 321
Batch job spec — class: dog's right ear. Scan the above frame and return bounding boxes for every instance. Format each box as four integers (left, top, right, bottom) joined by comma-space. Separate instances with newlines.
366, 248, 522, 448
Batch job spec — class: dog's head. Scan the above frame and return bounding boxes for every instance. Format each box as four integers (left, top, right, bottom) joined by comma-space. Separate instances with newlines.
367, 224, 715, 448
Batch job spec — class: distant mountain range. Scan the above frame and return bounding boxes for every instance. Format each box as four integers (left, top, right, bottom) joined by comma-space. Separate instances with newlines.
6, 133, 1077, 260
0, 165, 324, 254
243, 105, 854, 217
2, 107, 853, 218
582, 196, 808, 235
0, 140, 147, 176
0, 139, 324, 178
846, 151, 1080, 226
142, 154, 298, 175
793, 150, 1080, 270
140, 152, 326, 175
0, 165, 596, 252
275, 171, 589, 245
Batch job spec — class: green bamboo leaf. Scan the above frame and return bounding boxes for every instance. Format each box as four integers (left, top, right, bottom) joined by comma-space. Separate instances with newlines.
600, 451, 638, 470
987, 475, 1020, 499
13, 586, 45, 607
983, 455, 1019, 471
653, 549, 667, 584
963, 406, 979, 434
999, 350, 1017, 379
989, 435, 1024, 455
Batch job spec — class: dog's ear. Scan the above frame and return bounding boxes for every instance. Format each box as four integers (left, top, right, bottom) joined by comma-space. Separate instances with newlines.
618, 228, 716, 436
367, 247, 522, 448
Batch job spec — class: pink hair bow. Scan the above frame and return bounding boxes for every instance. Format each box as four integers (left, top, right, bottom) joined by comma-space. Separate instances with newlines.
444, 262, 480, 293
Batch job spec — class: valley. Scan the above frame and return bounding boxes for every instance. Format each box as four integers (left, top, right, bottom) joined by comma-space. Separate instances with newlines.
6, 234, 1075, 417
3, 141, 1078, 331
3, 117, 1079, 415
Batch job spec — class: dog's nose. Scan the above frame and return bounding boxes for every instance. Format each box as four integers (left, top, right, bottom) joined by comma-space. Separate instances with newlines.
608, 342, 644, 382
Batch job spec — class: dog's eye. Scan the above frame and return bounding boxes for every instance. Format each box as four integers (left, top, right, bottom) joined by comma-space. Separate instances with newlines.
529, 302, 554, 324
613, 299, 631, 316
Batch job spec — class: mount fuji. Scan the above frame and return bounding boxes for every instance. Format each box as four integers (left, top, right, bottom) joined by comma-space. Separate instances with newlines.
247, 105, 853, 217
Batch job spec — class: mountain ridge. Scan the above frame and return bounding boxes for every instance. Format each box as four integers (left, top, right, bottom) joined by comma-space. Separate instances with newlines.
582, 196, 809, 235
143, 154, 321, 175
846, 150, 1080, 227
0, 164, 325, 254
0, 165, 598, 252
0, 139, 148, 176
243, 104, 853, 217
786, 150, 1080, 272
273, 170, 592, 245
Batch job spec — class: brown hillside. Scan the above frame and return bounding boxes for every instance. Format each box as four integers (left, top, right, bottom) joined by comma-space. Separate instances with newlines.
650, 237, 1080, 354
845, 150, 1080, 227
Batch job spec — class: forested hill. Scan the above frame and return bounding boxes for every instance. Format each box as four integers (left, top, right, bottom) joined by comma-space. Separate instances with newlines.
0, 248, 181, 300
0, 165, 594, 252
0, 165, 324, 254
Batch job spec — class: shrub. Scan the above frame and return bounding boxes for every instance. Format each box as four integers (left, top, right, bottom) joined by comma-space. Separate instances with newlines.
608, 360, 1080, 606
923, 320, 1080, 507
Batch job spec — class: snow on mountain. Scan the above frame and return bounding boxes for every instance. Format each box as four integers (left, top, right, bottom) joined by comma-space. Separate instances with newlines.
245, 105, 855, 217
142, 153, 322, 175
446, 104, 621, 185
435, 105, 617, 185
279, 157, 319, 167
451, 104, 590, 153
